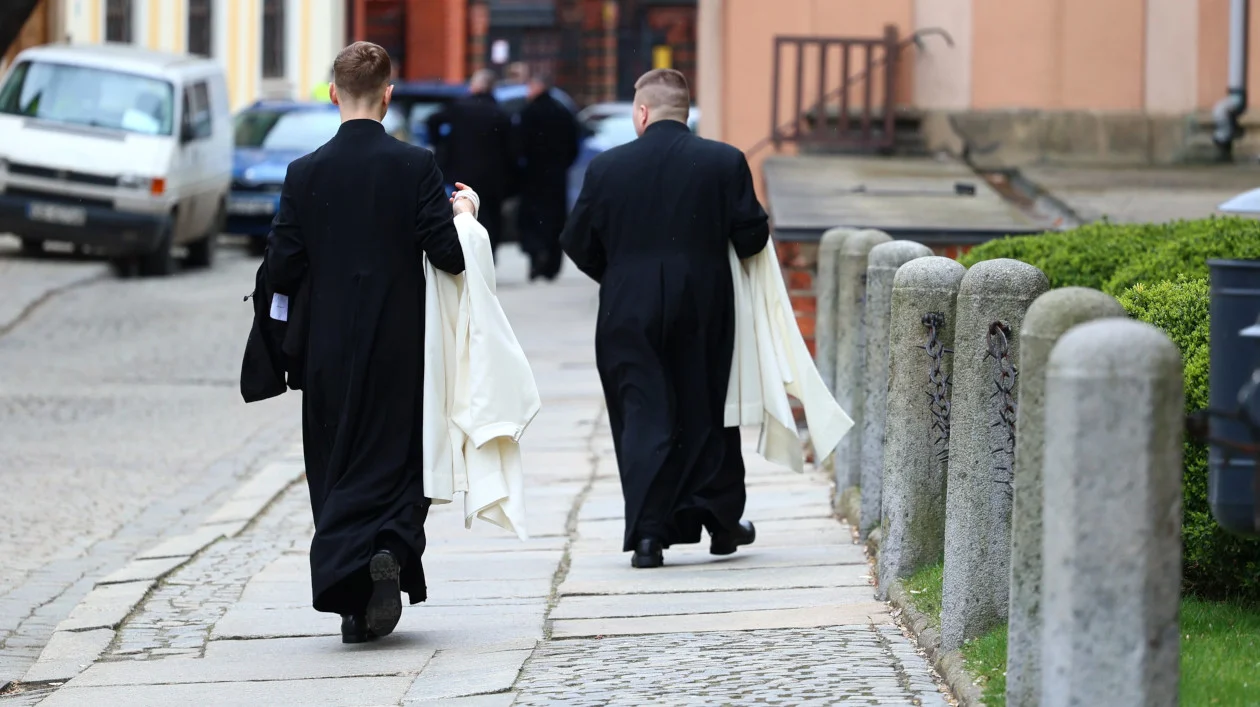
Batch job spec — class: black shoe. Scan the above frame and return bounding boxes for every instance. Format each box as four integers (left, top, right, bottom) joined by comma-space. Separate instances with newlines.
710, 520, 756, 556
365, 550, 402, 637
341, 614, 376, 644
631, 538, 664, 568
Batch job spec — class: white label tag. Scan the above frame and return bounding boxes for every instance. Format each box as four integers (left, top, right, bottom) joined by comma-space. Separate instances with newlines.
270, 293, 289, 321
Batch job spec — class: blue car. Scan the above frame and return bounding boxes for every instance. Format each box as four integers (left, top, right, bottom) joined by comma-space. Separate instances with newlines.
227, 100, 405, 254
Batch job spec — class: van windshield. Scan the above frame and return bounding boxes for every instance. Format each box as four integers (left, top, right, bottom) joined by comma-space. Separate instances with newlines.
0, 60, 176, 136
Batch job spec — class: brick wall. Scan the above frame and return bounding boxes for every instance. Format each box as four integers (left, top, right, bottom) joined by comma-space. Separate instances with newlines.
774, 240, 975, 362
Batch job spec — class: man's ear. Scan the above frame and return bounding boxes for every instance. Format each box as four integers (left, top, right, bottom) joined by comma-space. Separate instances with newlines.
383, 84, 394, 107
330, 83, 341, 107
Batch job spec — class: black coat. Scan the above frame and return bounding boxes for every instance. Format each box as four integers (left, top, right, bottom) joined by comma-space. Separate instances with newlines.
426, 93, 514, 246
265, 119, 465, 615
560, 119, 770, 551
240, 258, 308, 403
516, 92, 579, 249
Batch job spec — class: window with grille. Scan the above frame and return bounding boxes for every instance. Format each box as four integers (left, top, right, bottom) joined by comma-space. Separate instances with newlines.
262, 0, 286, 78
187, 0, 213, 57
105, 0, 132, 43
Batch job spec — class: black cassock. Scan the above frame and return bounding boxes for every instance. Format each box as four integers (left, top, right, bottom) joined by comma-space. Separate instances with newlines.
266, 119, 465, 615
559, 120, 770, 551
516, 92, 579, 278
426, 93, 515, 251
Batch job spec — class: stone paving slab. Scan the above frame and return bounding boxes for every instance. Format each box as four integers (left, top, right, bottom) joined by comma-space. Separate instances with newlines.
19, 629, 114, 683
402, 647, 533, 701
559, 563, 871, 596
407, 693, 518, 707
565, 544, 865, 575
68, 645, 436, 686
35, 676, 415, 707
211, 602, 548, 641
134, 523, 240, 560
549, 586, 879, 620
52, 581, 151, 632
97, 555, 189, 585
550, 602, 891, 638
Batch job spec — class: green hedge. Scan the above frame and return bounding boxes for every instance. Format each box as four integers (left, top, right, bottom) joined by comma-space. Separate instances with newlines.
958, 220, 1173, 291
965, 218, 1260, 601
1117, 278, 1259, 600
1104, 217, 1260, 294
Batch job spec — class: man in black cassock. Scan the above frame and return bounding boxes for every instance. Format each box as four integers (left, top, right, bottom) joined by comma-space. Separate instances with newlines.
516, 72, 579, 281
559, 69, 771, 568
266, 42, 469, 643
426, 69, 514, 253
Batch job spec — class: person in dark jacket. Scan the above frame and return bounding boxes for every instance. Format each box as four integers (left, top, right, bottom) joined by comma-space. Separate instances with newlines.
426, 69, 514, 254
516, 72, 579, 281
560, 68, 770, 569
265, 41, 469, 644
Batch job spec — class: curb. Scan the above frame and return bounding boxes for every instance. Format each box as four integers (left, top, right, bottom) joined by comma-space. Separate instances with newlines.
17, 447, 306, 686
885, 580, 985, 707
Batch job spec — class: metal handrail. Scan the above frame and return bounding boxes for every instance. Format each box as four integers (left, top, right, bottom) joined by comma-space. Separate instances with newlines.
747, 27, 954, 158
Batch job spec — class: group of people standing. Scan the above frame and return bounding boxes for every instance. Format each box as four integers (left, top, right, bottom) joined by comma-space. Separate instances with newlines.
426, 69, 579, 282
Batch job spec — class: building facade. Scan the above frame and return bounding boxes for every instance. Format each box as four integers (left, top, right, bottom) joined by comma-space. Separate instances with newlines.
6, 0, 347, 110
701, 0, 1260, 188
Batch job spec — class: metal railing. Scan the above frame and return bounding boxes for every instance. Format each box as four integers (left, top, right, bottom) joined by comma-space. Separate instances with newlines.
751, 26, 953, 158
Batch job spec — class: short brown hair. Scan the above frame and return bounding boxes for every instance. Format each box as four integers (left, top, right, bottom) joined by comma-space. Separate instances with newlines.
332, 41, 392, 102
633, 68, 690, 121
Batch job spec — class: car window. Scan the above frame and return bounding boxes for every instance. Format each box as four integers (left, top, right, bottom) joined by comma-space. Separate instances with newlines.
233, 109, 340, 152
0, 60, 176, 136
591, 115, 639, 148
184, 81, 212, 139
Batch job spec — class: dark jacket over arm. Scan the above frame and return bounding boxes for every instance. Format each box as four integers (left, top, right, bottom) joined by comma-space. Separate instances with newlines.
266, 160, 309, 295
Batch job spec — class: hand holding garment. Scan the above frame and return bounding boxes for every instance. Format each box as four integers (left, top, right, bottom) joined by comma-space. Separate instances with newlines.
726, 239, 854, 472
423, 212, 540, 539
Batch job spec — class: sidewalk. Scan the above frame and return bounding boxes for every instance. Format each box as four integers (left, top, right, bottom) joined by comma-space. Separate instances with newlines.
18, 250, 950, 706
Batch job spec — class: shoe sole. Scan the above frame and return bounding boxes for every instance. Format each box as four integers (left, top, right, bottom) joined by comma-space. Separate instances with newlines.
630, 553, 663, 569
365, 553, 402, 637
342, 631, 376, 644
710, 523, 757, 556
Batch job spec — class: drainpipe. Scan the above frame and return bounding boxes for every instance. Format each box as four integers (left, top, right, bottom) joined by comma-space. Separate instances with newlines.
1214, 0, 1250, 160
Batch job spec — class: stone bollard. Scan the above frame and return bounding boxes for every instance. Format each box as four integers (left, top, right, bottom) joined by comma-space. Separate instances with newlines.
1041, 319, 1183, 707
858, 240, 933, 540
1005, 288, 1127, 707
815, 228, 858, 394
833, 229, 893, 505
876, 256, 965, 600
941, 259, 1048, 651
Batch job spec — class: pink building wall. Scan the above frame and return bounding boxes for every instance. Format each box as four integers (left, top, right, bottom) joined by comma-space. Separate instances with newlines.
700, 0, 1255, 191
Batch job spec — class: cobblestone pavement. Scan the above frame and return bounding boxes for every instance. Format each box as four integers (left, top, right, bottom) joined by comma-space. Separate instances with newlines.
513, 627, 946, 706
0, 237, 302, 687
104, 483, 312, 661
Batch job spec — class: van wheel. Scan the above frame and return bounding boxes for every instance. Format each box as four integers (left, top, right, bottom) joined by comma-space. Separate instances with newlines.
139, 224, 176, 277
187, 234, 217, 269
20, 238, 43, 256
110, 256, 139, 279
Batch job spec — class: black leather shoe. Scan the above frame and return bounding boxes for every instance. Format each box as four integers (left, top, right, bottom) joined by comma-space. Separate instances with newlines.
365, 550, 402, 637
341, 614, 376, 644
710, 520, 756, 556
630, 538, 664, 568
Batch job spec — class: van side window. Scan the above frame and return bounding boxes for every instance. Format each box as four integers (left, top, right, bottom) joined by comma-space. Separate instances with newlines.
183, 82, 212, 140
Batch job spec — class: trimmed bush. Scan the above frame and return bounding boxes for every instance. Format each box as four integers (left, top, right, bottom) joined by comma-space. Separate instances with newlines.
1104, 217, 1260, 295
1118, 277, 1260, 601
960, 220, 1173, 291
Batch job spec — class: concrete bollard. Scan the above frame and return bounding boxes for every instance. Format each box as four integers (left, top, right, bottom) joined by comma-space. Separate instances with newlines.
815, 228, 858, 394
858, 240, 934, 540
876, 256, 965, 600
941, 259, 1048, 651
1041, 318, 1183, 707
1005, 288, 1127, 707
833, 229, 893, 503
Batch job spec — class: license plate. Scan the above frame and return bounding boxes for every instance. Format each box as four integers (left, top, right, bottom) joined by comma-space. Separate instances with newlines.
28, 202, 86, 226
229, 198, 276, 216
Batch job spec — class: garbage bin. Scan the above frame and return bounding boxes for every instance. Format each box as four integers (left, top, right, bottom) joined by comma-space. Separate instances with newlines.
1207, 259, 1260, 537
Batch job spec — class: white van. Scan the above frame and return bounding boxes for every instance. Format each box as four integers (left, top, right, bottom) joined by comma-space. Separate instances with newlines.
0, 43, 232, 277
